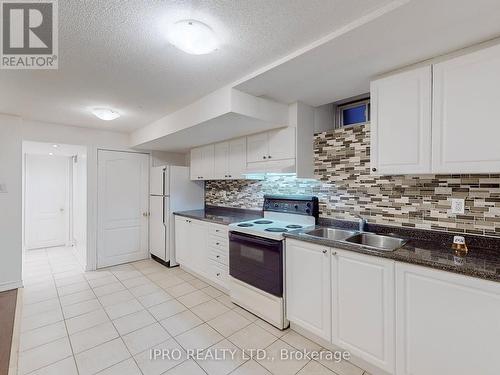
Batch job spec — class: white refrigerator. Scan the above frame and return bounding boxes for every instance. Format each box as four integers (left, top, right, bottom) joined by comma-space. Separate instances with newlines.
150, 165, 204, 266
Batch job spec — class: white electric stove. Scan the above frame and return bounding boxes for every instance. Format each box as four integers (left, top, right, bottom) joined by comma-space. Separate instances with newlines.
228, 195, 319, 329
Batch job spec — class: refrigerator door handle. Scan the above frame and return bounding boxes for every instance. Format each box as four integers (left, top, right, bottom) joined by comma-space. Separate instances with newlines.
162, 197, 165, 224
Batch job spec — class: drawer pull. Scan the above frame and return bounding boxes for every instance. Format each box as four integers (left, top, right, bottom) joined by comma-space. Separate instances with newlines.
322, 249, 327, 254
216, 242, 220, 245
216, 255, 220, 258
216, 272, 221, 277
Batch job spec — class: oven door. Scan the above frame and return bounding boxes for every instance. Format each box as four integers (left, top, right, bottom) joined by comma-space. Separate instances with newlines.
229, 231, 283, 297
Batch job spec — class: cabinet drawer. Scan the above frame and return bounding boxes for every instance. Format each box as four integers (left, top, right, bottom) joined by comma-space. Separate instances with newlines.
209, 224, 228, 239
208, 247, 228, 265
208, 260, 229, 287
209, 236, 228, 252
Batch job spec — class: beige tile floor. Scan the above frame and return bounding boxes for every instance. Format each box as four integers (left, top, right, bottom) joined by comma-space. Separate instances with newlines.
17, 246, 371, 375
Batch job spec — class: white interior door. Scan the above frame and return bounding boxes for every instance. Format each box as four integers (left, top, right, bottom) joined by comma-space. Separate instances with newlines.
25, 155, 70, 250
97, 150, 149, 268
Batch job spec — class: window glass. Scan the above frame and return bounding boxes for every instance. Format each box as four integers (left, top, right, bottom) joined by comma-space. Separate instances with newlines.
342, 104, 367, 125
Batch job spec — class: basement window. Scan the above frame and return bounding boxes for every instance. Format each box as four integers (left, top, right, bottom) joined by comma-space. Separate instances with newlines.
337, 98, 370, 127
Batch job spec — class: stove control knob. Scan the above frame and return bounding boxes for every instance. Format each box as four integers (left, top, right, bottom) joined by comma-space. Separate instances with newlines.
306, 202, 311, 208
294, 204, 299, 210
306, 208, 311, 214
274, 203, 279, 208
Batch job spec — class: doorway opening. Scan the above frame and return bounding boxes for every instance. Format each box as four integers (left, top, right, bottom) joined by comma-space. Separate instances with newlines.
22, 141, 88, 274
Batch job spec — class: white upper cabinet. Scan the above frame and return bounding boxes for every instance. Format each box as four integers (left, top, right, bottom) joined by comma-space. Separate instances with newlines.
331, 249, 395, 374
432, 43, 500, 173
190, 144, 214, 180
285, 239, 331, 341
189, 147, 203, 181
246, 127, 296, 173
268, 127, 296, 161
247, 132, 269, 163
214, 142, 230, 179
214, 138, 247, 179
370, 66, 432, 175
228, 138, 247, 179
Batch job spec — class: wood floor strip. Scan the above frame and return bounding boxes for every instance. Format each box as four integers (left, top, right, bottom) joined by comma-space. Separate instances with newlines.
0, 289, 18, 375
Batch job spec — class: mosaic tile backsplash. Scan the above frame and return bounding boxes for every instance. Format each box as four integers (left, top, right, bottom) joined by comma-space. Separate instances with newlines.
205, 124, 500, 237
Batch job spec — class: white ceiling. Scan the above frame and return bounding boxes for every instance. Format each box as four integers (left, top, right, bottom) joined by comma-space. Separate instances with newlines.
0, 0, 396, 132
235, 0, 500, 106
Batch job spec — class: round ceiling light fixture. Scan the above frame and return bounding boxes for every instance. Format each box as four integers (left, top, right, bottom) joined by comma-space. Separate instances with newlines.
167, 19, 218, 55
91, 108, 120, 121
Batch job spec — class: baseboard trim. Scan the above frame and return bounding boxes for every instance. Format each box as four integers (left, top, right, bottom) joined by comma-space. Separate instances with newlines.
0, 281, 23, 293
151, 254, 177, 268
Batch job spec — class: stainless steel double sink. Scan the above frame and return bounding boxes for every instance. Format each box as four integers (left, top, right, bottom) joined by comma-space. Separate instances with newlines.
300, 228, 407, 252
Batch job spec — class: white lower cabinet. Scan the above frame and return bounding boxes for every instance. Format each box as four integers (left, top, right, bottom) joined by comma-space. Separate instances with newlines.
174, 216, 191, 265
174, 216, 229, 289
395, 263, 500, 375
285, 238, 500, 375
174, 216, 208, 276
285, 239, 331, 341
331, 249, 395, 374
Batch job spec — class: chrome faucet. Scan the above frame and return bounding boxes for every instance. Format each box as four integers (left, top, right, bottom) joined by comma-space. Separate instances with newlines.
353, 214, 367, 232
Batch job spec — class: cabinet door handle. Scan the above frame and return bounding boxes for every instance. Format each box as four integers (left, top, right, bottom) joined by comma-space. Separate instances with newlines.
371, 168, 377, 172
228, 175, 232, 178
216, 242, 220, 246
216, 255, 220, 258
268, 155, 272, 159
216, 272, 221, 276
322, 249, 328, 254
263, 156, 267, 159
215, 229, 220, 233
332, 251, 337, 255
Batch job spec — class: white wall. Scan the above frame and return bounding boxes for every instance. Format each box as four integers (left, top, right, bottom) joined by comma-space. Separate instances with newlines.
314, 104, 334, 133
21, 120, 134, 271
151, 150, 188, 167
0, 114, 23, 291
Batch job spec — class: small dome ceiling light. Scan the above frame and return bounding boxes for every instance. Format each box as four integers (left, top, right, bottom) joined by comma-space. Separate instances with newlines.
91, 108, 121, 121
167, 19, 218, 55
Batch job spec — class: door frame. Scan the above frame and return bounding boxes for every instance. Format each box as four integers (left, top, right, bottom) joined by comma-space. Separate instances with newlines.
94, 148, 151, 269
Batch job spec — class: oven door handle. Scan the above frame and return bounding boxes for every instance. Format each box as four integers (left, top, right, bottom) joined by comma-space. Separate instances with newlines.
229, 231, 281, 247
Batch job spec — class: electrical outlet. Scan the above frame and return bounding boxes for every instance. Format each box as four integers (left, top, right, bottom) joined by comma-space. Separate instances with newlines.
451, 198, 465, 214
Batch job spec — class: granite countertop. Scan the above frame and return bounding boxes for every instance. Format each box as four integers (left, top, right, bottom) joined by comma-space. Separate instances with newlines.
174, 205, 262, 226
285, 226, 500, 283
